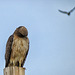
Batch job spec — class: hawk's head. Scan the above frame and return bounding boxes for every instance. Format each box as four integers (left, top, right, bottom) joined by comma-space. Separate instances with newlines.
14, 26, 28, 37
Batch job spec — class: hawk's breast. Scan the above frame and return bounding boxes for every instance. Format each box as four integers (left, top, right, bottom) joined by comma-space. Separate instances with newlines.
11, 35, 29, 58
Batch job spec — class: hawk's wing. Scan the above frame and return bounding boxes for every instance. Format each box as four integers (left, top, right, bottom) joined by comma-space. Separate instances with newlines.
5, 35, 13, 67
58, 10, 68, 14
21, 38, 29, 67
69, 7, 75, 13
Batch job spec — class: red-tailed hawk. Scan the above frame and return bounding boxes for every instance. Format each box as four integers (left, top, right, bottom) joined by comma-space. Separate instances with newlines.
5, 26, 29, 67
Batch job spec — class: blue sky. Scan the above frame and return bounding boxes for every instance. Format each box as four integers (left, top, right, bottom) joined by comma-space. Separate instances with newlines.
0, 0, 75, 75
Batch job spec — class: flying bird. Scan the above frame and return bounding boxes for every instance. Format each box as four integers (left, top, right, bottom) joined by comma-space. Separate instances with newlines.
5, 26, 29, 67
58, 7, 75, 16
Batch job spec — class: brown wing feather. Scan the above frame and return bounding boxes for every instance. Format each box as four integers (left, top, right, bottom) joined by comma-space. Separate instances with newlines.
5, 35, 13, 67
21, 38, 29, 67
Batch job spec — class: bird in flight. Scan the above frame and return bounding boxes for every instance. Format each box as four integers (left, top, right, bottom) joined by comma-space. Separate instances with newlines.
58, 7, 75, 16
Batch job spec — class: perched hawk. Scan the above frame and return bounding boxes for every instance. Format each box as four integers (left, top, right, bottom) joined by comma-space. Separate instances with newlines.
58, 7, 75, 16
5, 26, 29, 67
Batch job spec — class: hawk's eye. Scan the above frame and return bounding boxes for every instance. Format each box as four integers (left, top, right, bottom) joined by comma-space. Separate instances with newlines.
18, 33, 25, 37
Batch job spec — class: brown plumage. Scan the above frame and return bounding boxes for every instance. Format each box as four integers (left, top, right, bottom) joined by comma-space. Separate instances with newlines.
5, 26, 29, 67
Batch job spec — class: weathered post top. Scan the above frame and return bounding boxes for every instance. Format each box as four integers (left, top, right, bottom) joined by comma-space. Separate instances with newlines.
4, 66, 25, 75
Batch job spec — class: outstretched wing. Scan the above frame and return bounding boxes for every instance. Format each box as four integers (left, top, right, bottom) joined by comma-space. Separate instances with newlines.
69, 7, 75, 13
5, 35, 13, 67
58, 10, 68, 14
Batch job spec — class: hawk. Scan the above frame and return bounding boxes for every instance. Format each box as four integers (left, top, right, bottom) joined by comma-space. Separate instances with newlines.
58, 7, 75, 16
5, 26, 29, 67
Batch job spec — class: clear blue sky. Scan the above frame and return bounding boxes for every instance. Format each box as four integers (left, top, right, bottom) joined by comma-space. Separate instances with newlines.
0, 0, 75, 75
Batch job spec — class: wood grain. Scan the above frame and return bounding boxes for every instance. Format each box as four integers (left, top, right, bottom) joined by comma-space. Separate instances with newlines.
4, 66, 25, 75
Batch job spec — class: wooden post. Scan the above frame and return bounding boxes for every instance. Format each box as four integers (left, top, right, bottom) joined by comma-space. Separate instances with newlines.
4, 66, 25, 75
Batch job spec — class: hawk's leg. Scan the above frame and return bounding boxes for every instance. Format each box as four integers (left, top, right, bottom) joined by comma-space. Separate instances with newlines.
9, 60, 13, 66
10, 58, 15, 66
19, 58, 23, 67
13, 60, 15, 66
19, 60, 21, 67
